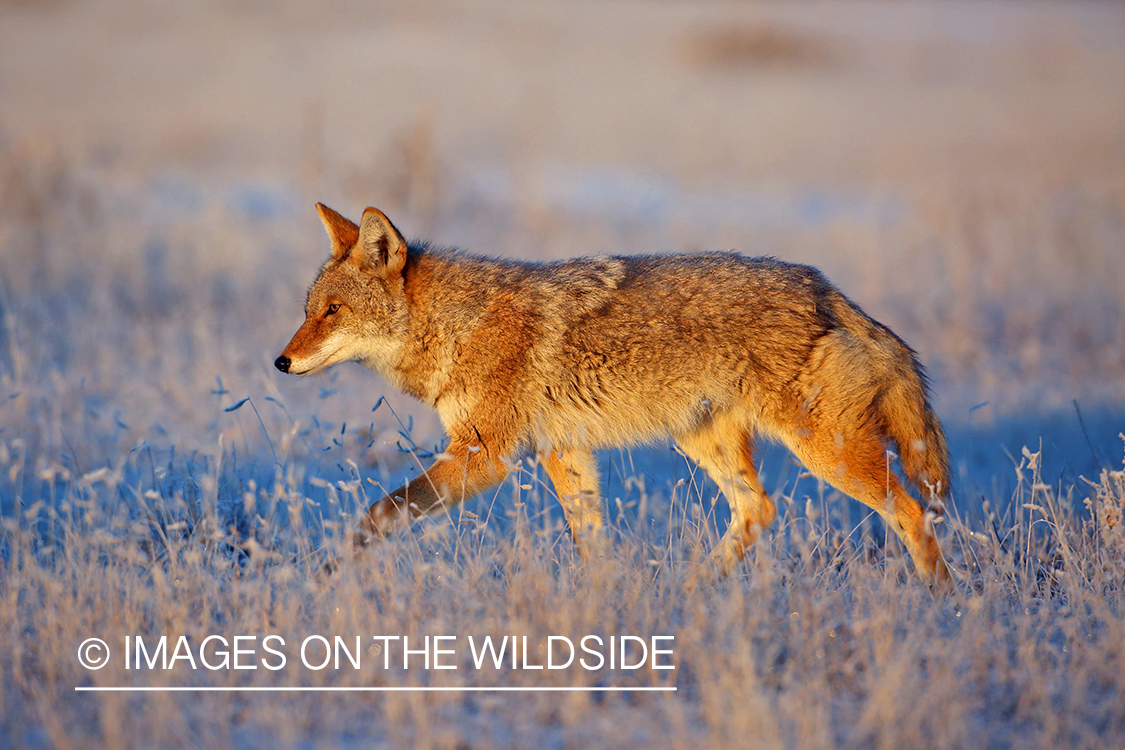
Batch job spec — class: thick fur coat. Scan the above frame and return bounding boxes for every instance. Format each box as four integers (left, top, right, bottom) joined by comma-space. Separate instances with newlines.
277, 205, 951, 585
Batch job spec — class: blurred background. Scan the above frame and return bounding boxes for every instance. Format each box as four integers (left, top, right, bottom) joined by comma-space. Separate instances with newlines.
1, 0, 1123, 498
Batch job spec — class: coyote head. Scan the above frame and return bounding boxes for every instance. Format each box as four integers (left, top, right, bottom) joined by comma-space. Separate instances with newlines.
275, 204, 410, 377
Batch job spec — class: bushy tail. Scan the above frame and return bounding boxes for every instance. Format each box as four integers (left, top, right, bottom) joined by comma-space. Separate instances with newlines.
879, 351, 950, 503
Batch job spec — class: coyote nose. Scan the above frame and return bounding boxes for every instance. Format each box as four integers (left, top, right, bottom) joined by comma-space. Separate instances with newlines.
274, 355, 291, 373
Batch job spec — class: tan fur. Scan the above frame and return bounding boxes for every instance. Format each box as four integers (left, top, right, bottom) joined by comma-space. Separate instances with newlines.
278, 205, 952, 587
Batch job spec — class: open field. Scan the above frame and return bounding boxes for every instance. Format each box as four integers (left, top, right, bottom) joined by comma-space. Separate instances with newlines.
2, 0, 1125, 747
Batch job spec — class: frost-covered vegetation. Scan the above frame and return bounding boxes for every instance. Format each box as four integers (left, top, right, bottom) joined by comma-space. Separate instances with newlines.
2, 133, 1123, 750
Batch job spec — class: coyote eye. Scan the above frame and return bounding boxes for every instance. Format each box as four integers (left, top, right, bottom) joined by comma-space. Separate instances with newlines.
326, 303, 341, 316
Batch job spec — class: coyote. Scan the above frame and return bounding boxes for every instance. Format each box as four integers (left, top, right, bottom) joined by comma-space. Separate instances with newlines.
276, 204, 952, 586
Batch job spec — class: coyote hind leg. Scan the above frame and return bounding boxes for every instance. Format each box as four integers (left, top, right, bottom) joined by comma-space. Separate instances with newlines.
785, 426, 951, 588
676, 411, 777, 576
540, 448, 607, 562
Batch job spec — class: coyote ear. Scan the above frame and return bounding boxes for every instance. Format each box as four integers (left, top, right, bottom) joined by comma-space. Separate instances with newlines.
356, 207, 408, 278
316, 203, 360, 262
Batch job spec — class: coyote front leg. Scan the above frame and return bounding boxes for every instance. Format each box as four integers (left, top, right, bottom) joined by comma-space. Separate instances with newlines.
675, 411, 777, 577
355, 436, 508, 546
540, 447, 607, 562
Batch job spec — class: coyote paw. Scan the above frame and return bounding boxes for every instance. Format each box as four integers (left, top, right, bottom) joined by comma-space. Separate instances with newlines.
571, 528, 610, 564
352, 528, 374, 551
308, 547, 344, 583
925, 557, 955, 596
321, 555, 342, 578
710, 531, 750, 576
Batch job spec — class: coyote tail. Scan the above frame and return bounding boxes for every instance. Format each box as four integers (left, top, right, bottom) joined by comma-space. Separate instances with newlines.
878, 339, 951, 504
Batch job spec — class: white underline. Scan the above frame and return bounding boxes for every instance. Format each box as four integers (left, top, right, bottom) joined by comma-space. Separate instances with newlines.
75, 686, 676, 693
